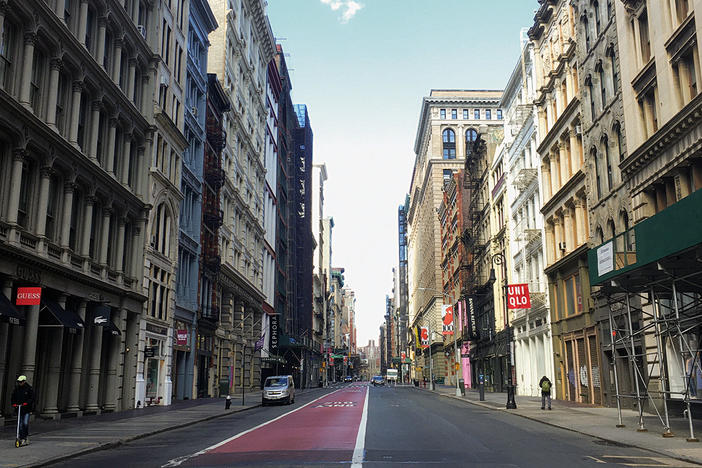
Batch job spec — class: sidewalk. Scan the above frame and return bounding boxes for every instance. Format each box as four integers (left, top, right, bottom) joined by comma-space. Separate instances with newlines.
0, 387, 322, 468
422, 383, 702, 466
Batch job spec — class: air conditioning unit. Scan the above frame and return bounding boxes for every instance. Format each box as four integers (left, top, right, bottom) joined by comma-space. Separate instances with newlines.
575, 125, 582, 135
558, 241, 567, 251
137, 25, 146, 39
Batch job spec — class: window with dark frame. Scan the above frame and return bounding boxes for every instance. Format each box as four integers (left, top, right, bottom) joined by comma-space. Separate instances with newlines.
442, 128, 456, 159
451, 109, 457, 119
474, 109, 480, 119
486, 109, 492, 119
440, 109, 446, 119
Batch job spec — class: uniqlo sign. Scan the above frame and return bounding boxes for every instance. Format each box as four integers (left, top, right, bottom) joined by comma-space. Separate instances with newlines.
507, 284, 531, 309
16, 287, 41, 305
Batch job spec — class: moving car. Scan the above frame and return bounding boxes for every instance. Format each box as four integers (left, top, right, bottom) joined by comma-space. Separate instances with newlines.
344, 375, 353, 382
262, 375, 295, 405
371, 375, 385, 386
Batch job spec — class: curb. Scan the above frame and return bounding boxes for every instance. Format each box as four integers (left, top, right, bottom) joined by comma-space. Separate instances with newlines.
24, 387, 329, 468
415, 387, 702, 467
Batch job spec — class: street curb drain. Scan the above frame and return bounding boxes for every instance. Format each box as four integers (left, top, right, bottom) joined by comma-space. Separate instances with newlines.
415, 387, 702, 467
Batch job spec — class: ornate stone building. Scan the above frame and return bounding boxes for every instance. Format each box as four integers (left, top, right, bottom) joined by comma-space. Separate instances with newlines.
208, 0, 275, 392
530, 0, 597, 404
501, 32, 553, 397
0, 0, 156, 417
408, 90, 503, 384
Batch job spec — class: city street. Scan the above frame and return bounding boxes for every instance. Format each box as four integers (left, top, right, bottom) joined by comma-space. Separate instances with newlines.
43, 384, 697, 468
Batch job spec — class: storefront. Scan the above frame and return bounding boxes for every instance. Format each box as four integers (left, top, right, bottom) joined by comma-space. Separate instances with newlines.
172, 321, 193, 400
137, 322, 172, 407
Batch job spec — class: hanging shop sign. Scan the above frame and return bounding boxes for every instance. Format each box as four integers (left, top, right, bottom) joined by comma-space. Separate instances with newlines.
442, 305, 454, 335
343, 356, 348, 364
269, 315, 279, 352
401, 351, 406, 360
507, 284, 531, 309
176, 329, 188, 346
420, 327, 430, 348
465, 296, 479, 341
144, 346, 157, 358
16, 287, 41, 306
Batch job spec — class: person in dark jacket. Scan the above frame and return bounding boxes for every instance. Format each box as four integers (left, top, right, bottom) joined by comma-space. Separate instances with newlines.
539, 375, 552, 410
11, 375, 34, 445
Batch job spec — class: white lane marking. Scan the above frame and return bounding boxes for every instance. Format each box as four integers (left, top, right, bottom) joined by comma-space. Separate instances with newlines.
350, 385, 369, 468
161, 388, 343, 467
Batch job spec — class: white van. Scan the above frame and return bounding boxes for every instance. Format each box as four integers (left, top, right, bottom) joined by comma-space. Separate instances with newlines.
262, 375, 295, 405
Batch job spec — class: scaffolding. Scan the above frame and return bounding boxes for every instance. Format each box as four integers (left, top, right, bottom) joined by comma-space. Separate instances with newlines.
594, 247, 702, 441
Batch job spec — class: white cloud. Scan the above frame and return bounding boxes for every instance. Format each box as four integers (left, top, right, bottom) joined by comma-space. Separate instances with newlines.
320, 0, 364, 23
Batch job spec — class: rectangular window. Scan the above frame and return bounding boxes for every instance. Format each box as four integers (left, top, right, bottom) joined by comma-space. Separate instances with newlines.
486, 109, 492, 120
0, 20, 15, 90
69, 190, 80, 250
45, 176, 58, 241
451, 109, 457, 119
463, 109, 468, 119
474, 109, 480, 119
17, 160, 32, 228
440, 109, 446, 119
30, 50, 44, 116
497, 109, 503, 120
638, 11, 650, 64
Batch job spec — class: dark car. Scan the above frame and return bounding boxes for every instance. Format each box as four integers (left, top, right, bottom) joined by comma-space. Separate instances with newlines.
344, 375, 353, 382
371, 375, 385, 386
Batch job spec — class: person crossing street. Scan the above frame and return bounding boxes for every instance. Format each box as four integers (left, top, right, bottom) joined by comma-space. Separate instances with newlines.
11, 375, 35, 446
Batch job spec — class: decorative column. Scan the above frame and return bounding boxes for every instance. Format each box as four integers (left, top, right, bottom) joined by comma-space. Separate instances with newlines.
98, 205, 112, 267
132, 214, 147, 280
563, 207, 574, 255
115, 214, 126, 280
0, 280, 12, 419
121, 134, 132, 185
542, 162, 552, 200
96, 17, 106, 68
77, 0, 89, 47
54, 0, 65, 21
559, 141, 569, 184
42, 295, 67, 416
549, 152, 559, 196
127, 58, 137, 102
140, 74, 150, 116
46, 59, 62, 129
6, 149, 25, 225
553, 217, 563, 261
66, 301, 87, 412
34, 166, 53, 238
569, 128, 580, 173
574, 198, 587, 246
545, 223, 555, 266
68, 81, 83, 145
139, 135, 152, 198
112, 37, 123, 85
85, 309, 104, 412
80, 195, 95, 257
19, 32, 37, 106
60, 181, 75, 249
88, 100, 102, 161
20, 303, 41, 384
105, 117, 117, 174
565, 67, 574, 104
104, 307, 127, 411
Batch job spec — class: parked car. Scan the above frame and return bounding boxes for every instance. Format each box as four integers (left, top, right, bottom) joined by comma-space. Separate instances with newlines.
262, 375, 295, 405
344, 375, 353, 382
371, 375, 385, 386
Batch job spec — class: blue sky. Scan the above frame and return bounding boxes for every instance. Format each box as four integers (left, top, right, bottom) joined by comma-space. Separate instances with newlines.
266, 0, 540, 347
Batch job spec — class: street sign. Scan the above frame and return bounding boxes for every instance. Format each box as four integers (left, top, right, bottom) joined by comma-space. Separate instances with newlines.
16, 287, 41, 306
507, 284, 532, 309
442, 305, 454, 335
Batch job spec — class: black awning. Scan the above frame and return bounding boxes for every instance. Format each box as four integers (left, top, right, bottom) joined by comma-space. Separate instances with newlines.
91, 304, 111, 327
0, 292, 24, 325
40, 301, 85, 330
105, 319, 121, 336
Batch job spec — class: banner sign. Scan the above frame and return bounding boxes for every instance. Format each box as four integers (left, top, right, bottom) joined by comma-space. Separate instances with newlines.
465, 296, 479, 341
16, 287, 41, 306
269, 314, 279, 352
401, 351, 406, 360
420, 327, 430, 348
343, 356, 347, 364
414, 325, 421, 350
329, 355, 334, 365
176, 329, 188, 346
442, 305, 454, 335
507, 284, 532, 309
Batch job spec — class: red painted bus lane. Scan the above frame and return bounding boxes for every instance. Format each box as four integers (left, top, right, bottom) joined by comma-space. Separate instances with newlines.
183, 385, 368, 466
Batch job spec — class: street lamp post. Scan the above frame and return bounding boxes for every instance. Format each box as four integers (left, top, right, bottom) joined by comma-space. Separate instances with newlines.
491, 252, 517, 410
418, 288, 462, 397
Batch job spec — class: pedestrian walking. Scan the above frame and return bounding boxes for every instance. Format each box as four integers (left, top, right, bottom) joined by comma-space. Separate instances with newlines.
539, 375, 552, 410
11, 375, 35, 446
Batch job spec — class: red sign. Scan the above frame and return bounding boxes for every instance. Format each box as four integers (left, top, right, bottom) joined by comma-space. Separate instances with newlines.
420, 327, 429, 348
507, 284, 531, 309
176, 329, 188, 346
16, 287, 41, 306
343, 356, 348, 364
329, 356, 334, 365
401, 351, 406, 360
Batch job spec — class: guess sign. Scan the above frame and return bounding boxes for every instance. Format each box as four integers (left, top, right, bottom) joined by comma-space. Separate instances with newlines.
16, 287, 41, 305
507, 284, 532, 309
176, 329, 188, 346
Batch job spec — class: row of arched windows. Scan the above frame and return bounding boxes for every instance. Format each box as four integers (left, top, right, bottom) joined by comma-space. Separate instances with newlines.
590, 122, 625, 200
441, 128, 478, 160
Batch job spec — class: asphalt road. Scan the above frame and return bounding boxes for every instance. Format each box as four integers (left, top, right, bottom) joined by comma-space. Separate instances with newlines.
50, 384, 696, 467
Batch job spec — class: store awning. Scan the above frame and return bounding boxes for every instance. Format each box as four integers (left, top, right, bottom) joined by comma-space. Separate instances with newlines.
40, 301, 85, 330
0, 292, 24, 325
105, 320, 121, 336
